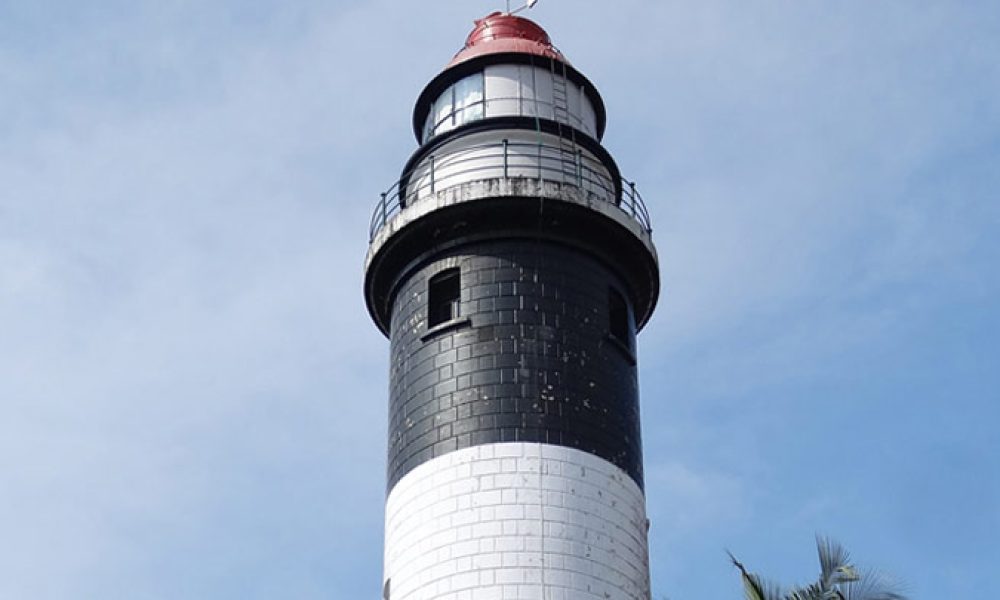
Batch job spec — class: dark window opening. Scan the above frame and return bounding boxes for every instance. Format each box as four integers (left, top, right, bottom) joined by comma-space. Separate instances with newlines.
428, 269, 461, 328
383, 578, 391, 600
609, 287, 631, 346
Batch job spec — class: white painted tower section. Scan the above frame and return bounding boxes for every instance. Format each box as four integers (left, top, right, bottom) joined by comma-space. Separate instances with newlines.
384, 443, 651, 600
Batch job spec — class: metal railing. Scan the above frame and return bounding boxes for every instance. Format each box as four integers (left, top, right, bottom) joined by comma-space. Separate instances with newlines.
369, 139, 652, 242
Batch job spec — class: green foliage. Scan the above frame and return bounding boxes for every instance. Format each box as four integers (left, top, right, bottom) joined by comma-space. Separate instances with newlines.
729, 536, 907, 600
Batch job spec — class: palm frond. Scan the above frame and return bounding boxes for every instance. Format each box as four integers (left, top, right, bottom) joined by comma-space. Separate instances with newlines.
728, 550, 784, 600
784, 581, 826, 600
840, 568, 908, 600
733, 537, 906, 600
816, 535, 853, 588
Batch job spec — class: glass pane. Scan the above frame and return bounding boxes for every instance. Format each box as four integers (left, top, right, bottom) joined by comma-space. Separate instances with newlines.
434, 87, 454, 132
461, 102, 483, 124
455, 73, 484, 108
423, 112, 434, 142
580, 94, 597, 136
484, 65, 519, 117
454, 73, 484, 127
519, 65, 536, 116
534, 68, 554, 119
567, 82, 582, 125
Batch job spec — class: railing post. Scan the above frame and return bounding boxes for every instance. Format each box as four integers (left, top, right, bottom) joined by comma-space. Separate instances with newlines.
629, 181, 637, 216
503, 139, 509, 179
537, 142, 543, 182
576, 149, 583, 187
372, 192, 387, 242
429, 155, 435, 195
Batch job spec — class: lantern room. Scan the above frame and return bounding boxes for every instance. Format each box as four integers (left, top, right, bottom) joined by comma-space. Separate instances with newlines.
412, 12, 607, 143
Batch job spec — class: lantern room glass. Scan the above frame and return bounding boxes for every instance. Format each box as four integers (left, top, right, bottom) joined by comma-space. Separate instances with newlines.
423, 73, 486, 142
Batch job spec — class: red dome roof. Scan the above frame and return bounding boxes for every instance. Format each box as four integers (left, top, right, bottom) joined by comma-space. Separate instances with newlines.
448, 12, 568, 67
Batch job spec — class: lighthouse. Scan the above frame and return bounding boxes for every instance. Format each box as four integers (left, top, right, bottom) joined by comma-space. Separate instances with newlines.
364, 10, 659, 600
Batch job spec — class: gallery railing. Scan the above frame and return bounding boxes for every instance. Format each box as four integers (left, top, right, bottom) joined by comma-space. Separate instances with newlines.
369, 139, 652, 243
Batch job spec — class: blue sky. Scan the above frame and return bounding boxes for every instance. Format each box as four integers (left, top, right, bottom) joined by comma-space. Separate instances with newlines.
1, 1, 997, 598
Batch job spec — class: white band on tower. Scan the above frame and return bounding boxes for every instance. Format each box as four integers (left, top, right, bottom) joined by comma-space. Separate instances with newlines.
385, 443, 650, 600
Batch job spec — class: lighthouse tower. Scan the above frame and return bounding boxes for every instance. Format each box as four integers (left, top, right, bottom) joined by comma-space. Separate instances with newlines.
364, 11, 659, 600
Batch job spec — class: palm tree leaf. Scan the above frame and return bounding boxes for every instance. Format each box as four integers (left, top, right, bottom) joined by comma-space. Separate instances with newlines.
840, 568, 909, 600
733, 537, 907, 600
728, 550, 783, 600
816, 535, 853, 588
746, 572, 784, 600
784, 582, 825, 600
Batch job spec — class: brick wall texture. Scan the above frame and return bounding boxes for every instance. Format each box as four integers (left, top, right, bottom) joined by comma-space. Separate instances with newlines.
384, 443, 651, 600
387, 239, 644, 492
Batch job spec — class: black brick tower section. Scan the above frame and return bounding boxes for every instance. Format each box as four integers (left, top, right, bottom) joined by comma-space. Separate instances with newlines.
386, 241, 645, 490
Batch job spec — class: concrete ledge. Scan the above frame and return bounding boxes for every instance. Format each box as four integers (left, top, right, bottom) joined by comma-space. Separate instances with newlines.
365, 177, 656, 273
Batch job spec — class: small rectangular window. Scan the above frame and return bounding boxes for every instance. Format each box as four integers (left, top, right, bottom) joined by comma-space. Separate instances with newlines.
609, 287, 630, 346
428, 269, 461, 328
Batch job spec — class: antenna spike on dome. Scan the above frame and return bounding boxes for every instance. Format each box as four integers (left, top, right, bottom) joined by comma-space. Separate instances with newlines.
509, 0, 539, 16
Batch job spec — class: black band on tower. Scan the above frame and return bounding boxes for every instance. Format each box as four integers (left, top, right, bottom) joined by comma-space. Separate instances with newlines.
386, 239, 643, 492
